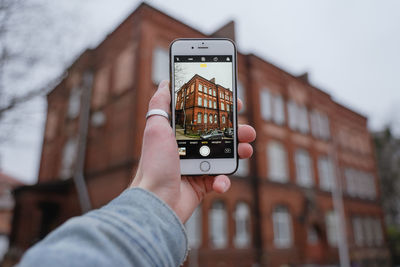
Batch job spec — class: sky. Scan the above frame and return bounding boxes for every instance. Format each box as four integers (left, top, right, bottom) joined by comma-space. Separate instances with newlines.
174, 62, 233, 92
0, 0, 399, 184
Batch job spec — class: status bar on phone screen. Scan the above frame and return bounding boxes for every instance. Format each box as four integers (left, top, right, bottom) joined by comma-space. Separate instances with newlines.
174, 56, 232, 63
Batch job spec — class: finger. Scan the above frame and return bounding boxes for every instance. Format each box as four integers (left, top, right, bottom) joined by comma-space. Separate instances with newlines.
148, 80, 171, 112
238, 143, 253, 159
237, 98, 243, 112
212, 175, 231, 193
238, 124, 256, 143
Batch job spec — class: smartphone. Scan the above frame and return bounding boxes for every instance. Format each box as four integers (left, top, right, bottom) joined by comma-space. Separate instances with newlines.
170, 38, 238, 175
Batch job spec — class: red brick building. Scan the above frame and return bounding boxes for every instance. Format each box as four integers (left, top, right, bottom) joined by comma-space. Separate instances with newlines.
3, 3, 390, 267
175, 74, 233, 133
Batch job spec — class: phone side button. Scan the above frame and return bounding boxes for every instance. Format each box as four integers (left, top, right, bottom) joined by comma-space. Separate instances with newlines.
200, 161, 211, 172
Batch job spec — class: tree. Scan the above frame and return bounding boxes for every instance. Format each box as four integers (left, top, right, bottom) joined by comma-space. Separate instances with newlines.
0, 0, 82, 145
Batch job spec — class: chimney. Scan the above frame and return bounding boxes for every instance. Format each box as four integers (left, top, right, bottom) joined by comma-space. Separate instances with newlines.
210, 78, 216, 84
210, 20, 236, 42
297, 72, 309, 84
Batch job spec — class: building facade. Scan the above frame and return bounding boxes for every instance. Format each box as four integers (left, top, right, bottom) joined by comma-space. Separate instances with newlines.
3, 3, 390, 267
175, 75, 233, 133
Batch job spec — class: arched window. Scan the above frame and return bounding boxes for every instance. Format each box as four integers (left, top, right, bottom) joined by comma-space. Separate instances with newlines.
214, 114, 217, 124
272, 206, 292, 248
222, 115, 226, 124
204, 113, 208, 123
185, 206, 202, 249
209, 200, 227, 248
234, 202, 251, 248
267, 141, 288, 182
197, 113, 202, 124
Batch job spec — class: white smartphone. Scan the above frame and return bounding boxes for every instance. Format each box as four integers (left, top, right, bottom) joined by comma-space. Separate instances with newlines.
170, 38, 238, 175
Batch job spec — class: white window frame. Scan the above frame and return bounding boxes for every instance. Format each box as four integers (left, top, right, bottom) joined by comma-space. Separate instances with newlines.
209, 201, 228, 248
295, 149, 314, 187
267, 141, 288, 182
273, 206, 293, 248
234, 202, 251, 248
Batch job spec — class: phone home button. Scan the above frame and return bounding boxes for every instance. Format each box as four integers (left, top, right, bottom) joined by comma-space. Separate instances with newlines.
200, 161, 211, 172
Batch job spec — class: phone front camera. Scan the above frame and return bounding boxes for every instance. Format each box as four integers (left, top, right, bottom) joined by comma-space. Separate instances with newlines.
191, 46, 194, 49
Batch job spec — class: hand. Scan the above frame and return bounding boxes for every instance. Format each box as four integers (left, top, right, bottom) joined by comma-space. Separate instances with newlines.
130, 80, 256, 222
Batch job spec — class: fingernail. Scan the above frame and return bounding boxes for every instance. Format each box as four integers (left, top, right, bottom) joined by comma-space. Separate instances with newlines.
158, 80, 169, 90
221, 180, 229, 193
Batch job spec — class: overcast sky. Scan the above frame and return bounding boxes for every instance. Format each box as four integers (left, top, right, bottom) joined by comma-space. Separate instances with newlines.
175, 62, 233, 92
1, 0, 399, 183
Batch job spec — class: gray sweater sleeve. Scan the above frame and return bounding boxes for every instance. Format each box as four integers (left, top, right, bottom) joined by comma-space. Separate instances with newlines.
18, 188, 188, 267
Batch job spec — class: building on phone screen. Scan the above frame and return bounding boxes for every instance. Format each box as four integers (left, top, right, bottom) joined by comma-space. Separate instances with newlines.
2, 3, 391, 267
175, 75, 233, 133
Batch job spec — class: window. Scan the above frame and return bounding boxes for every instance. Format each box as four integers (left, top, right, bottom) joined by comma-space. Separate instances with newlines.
325, 211, 338, 247
191, 84, 194, 93
60, 137, 78, 179
234, 202, 251, 248
311, 110, 330, 139
209, 99, 212, 108
288, 100, 309, 133
273, 95, 285, 125
185, 206, 202, 248
214, 114, 217, 124
213, 101, 217, 109
209, 88, 212, 95
221, 103, 225, 110
209, 201, 228, 248
197, 113, 202, 124
152, 47, 168, 84
237, 80, 246, 113
213, 90, 216, 96
298, 105, 309, 133
260, 89, 272, 120
307, 226, 319, 244
67, 87, 81, 119
295, 149, 313, 187
204, 114, 208, 123
209, 115, 213, 123
204, 99, 208, 108
222, 115, 226, 124
373, 218, 383, 246
235, 159, 249, 177
227, 105, 230, 112
273, 206, 292, 248
114, 45, 134, 93
352, 217, 364, 246
198, 97, 202, 106
345, 168, 376, 199
221, 94, 224, 99
364, 218, 374, 246
267, 141, 288, 182
318, 156, 335, 191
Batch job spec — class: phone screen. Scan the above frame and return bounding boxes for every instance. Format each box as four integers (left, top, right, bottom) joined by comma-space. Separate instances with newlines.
173, 55, 235, 159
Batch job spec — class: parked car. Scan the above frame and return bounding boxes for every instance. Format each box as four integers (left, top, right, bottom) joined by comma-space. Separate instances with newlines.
224, 128, 234, 138
200, 129, 223, 140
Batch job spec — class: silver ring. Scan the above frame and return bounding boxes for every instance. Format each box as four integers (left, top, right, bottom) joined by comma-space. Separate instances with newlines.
146, 109, 170, 121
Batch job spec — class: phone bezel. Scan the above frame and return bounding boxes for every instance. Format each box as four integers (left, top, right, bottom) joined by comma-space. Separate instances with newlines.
169, 38, 239, 175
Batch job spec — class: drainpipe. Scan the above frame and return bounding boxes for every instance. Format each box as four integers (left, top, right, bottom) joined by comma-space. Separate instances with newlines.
331, 130, 350, 267
73, 70, 93, 213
